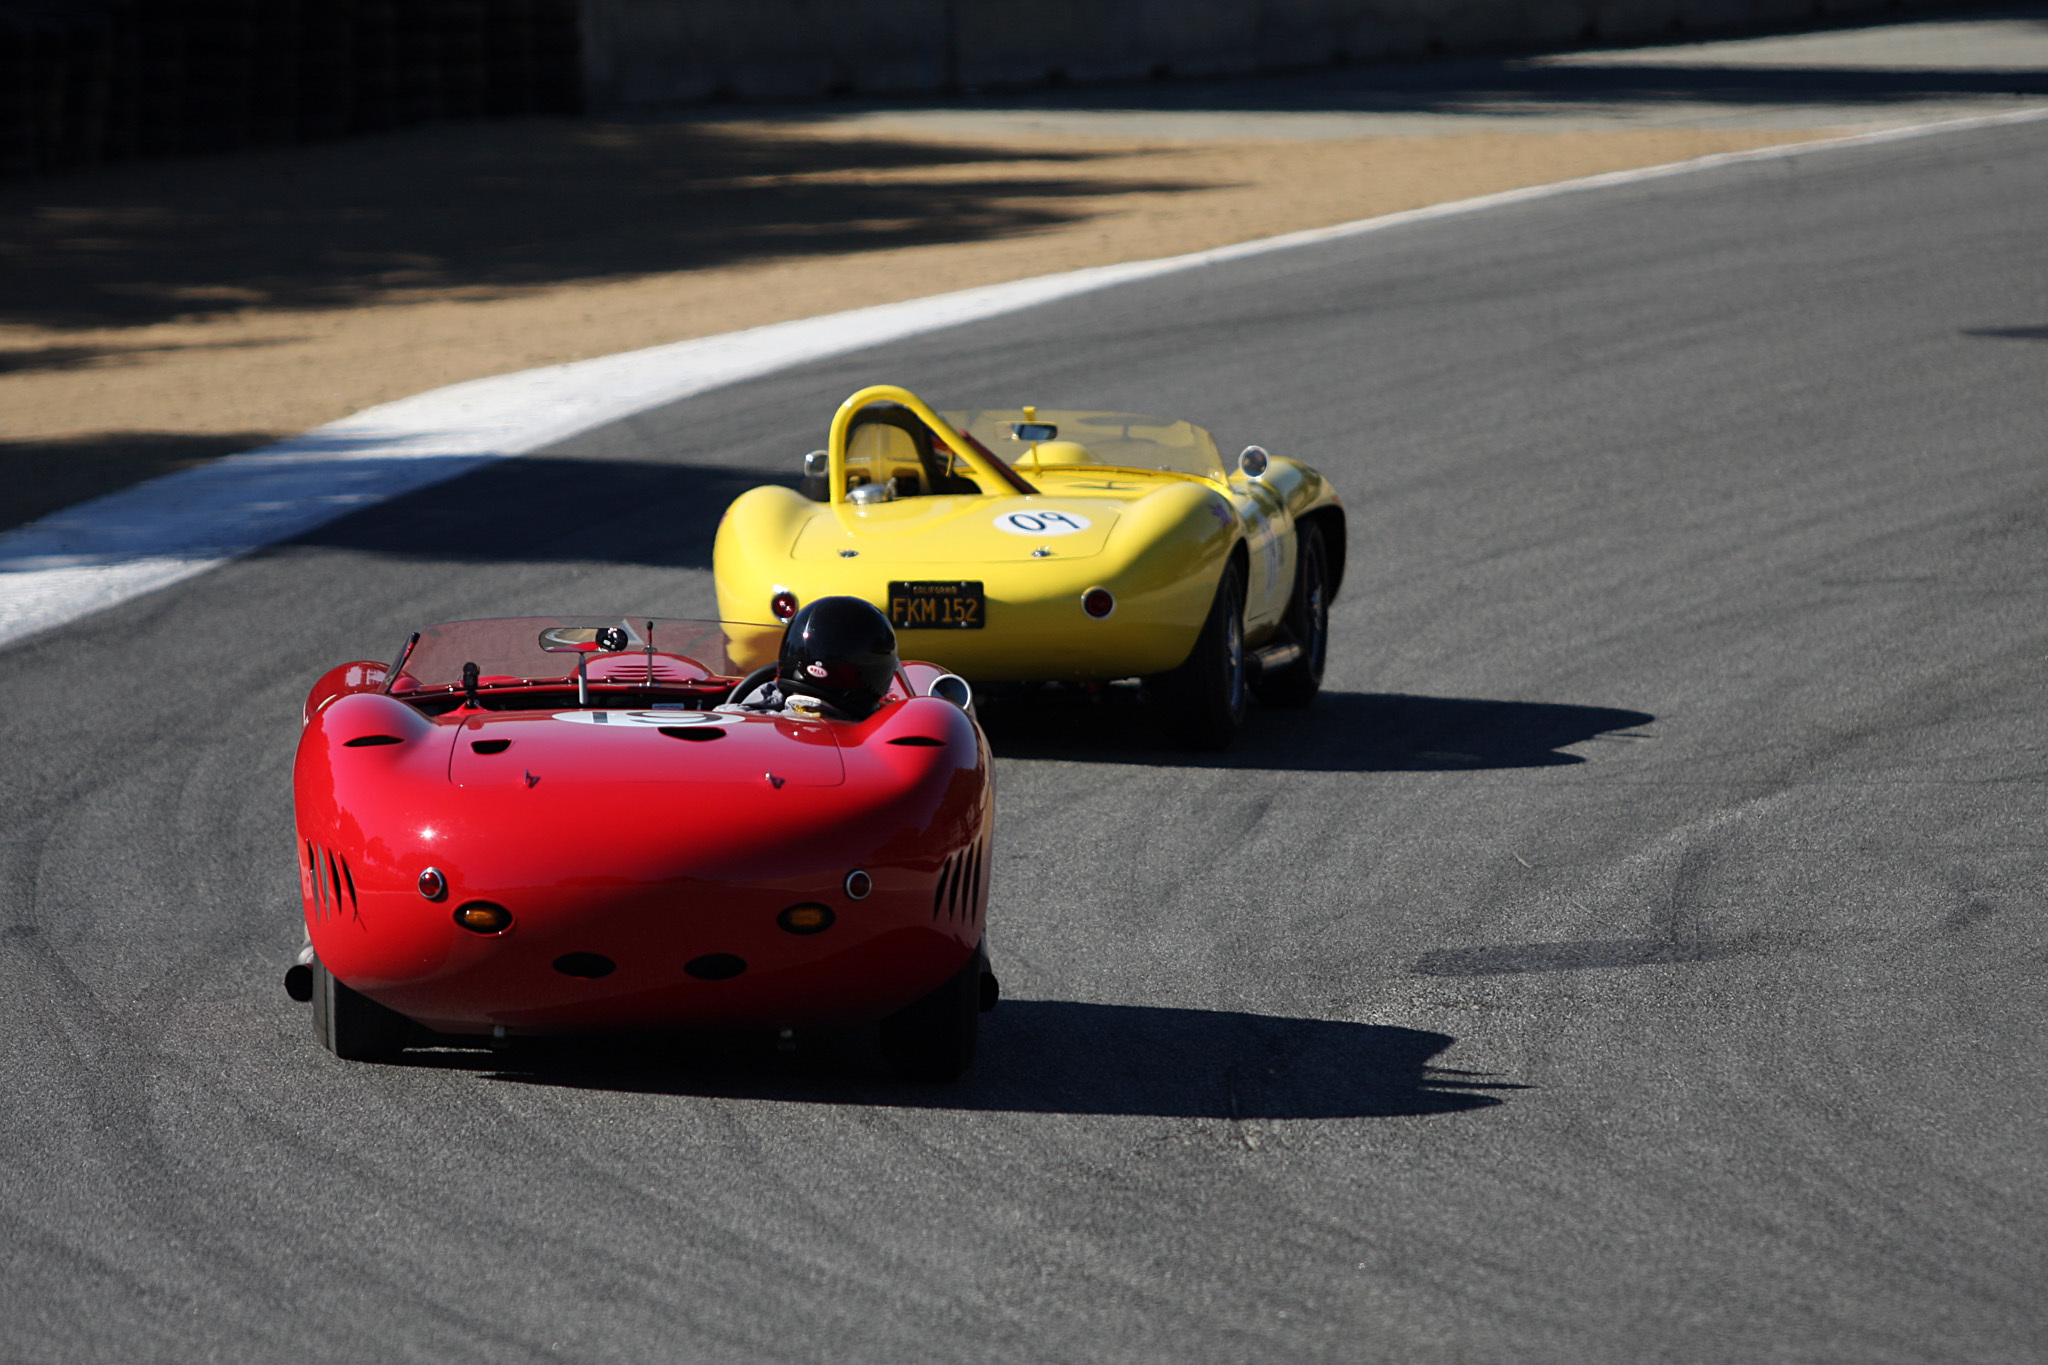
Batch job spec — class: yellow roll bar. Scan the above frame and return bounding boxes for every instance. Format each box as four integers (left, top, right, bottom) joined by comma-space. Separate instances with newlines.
826, 384, 1035, 505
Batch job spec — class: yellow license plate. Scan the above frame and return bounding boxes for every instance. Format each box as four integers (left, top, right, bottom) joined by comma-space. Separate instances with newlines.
889, 581, 985, 630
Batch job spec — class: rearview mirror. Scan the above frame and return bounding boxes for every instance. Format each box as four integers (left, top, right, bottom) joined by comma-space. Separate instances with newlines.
1238, 445, 1270, 479
539, 625, 628, 653
928, 674, 973, 711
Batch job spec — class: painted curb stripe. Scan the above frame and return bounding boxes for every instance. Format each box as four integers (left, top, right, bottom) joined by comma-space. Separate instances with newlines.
3, 103, 2044, 651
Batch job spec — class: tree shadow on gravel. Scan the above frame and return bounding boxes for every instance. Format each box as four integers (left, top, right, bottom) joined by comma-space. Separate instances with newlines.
982, 687, 1655, 772
401, 1001, 1522, 1118
1, 119, 1204, 331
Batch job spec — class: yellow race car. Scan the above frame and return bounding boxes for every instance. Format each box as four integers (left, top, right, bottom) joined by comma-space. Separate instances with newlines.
713, 385, 1344, 747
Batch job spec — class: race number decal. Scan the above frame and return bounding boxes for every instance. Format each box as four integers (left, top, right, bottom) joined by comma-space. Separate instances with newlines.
994, 509, 1092, 537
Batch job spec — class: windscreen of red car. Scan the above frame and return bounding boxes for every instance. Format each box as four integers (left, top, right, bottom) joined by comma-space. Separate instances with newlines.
387, 617, 783, 693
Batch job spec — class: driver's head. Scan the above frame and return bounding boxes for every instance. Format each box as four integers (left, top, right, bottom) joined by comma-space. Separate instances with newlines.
776, 596, 899, 720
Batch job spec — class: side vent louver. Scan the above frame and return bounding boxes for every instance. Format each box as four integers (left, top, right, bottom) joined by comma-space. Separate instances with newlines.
931, 853, 956, 921
931, 836, 989, 924
304, 840, 360, 923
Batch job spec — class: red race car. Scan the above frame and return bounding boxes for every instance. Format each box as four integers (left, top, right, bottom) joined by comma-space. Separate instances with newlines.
286, 605, 997, 1080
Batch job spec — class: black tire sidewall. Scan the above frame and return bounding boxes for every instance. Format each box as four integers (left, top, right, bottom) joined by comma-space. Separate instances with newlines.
311, 959, 410, 1062
879, 950, 981, 1082
1158, 560, 1247, 749
1257, 523, 1328, 708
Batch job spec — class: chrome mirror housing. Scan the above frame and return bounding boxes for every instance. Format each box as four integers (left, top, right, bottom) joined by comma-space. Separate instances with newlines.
848, 482, 895, 505
1238, 445, 1270, 479
802, 450, 829, 479
928, 674, 973, 711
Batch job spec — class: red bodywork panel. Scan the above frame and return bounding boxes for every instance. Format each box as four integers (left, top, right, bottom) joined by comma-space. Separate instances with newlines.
294, 628, 991, 1037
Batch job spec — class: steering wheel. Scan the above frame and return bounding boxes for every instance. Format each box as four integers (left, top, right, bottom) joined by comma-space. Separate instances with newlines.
728, 664, 777, 708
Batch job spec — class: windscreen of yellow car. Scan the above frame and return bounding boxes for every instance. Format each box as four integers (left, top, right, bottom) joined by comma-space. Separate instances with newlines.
946, 410, 1226, 482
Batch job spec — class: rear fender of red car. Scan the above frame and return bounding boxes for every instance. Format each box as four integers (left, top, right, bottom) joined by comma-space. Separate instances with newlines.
301, 660, 392, 727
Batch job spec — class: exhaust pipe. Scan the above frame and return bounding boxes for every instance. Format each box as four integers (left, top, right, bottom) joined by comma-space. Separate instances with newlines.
284, 943, 316, 1002
1250, 638, 1303, 678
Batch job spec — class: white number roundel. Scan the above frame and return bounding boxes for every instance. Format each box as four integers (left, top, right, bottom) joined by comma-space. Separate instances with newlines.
994, 509, 1092, 537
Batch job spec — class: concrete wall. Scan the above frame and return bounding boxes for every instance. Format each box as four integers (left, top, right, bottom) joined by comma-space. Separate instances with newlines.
581, 0, 1954, 110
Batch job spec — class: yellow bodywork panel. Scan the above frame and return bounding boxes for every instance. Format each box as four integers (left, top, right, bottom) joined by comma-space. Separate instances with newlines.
791, 493, 1120, 563
712, 385, 1341, 684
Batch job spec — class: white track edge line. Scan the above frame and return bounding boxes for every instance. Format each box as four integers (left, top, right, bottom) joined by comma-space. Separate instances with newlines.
3, 102, 2044, 652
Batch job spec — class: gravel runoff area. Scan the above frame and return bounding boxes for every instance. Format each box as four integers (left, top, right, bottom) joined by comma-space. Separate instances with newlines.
2, 6, 2044, 535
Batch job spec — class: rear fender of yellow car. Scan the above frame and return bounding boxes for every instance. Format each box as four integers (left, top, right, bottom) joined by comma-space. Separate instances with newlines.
952, 478, 1237, 681
713, 484, 816, 628
1258, 456, 1335, 522
1257, 455, 1346, 599
929, 479, 1236, 680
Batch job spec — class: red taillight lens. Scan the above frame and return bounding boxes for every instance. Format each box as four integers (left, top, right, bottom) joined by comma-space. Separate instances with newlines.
1082, 588, 1115, 618
771, 592, 799, 622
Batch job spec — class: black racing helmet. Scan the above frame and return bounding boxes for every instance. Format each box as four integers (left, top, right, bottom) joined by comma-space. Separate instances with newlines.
777, 596, 900, 719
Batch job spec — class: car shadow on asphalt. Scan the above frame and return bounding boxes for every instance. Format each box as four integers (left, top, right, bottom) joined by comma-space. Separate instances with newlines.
294, 455, 782, 572
982, 688, 1655, 772
400, 1001, 1523, 1118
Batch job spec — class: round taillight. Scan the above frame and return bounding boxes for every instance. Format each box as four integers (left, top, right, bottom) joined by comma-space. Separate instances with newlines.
843, 869, 872, 900
770, 591, 799, 622
417, 867, 446, 900
1082, 588, 1115, 619
777, 903, 836, 935
453, 901, 512, 934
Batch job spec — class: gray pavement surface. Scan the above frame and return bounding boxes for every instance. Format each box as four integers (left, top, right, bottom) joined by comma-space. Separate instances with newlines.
783, 5, 2048, 137
3, 118, 2046, 1361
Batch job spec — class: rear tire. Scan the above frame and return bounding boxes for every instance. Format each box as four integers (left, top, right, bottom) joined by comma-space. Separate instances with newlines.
1254, 522, 1329, 708
311, 960, 411, 1062
880, 949, 981, 1082
1151, 561, 1248, 751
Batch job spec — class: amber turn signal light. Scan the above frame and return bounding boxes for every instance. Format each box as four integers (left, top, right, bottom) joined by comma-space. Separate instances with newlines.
777, 903, 836, 935
453, 901, 512, 934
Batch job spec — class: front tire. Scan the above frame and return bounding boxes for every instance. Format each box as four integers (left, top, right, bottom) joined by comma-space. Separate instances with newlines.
880, 949, 982, 1082
1151, 561, 1248, 751
1254, 522, 1329, 708
311, 960, 411, 1062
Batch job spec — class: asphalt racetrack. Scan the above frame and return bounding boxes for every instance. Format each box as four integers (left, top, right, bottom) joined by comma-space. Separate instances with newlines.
4, 119, 2045, 1363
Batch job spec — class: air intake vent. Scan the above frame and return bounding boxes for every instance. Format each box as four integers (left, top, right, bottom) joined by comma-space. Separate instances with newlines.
660, 726, 726, 742
963, 839, 982, 926
932, 840, 988, 923
304, 841, 359, 923
344, 734, 403, 748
